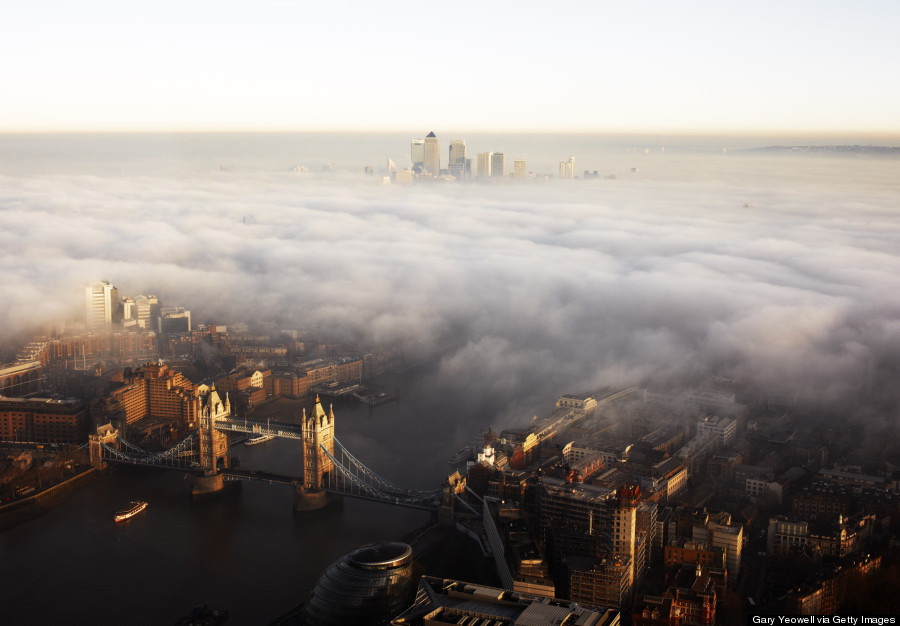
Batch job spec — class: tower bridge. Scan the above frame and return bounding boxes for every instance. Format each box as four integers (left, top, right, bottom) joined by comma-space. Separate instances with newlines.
87, 391, 440, 512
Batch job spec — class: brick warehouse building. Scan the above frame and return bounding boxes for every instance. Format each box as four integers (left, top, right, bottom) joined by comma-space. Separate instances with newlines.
0, 397, 88, 443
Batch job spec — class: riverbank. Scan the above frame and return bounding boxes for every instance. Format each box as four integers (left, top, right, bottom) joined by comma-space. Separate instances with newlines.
0, 466, 99, 532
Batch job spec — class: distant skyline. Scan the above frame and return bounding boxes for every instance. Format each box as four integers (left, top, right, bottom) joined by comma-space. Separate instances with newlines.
2, 1, 899, 134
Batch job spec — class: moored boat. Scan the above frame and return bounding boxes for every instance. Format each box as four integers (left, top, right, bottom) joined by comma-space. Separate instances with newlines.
114, 501, 148, 523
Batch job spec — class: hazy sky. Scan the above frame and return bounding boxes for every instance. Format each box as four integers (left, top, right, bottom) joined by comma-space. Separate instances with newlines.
3, 1, 899, 133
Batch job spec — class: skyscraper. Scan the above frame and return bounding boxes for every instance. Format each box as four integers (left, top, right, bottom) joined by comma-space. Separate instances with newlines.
85, 280, 119, 329
559, 155, 575, 179
513, 159, 527, 179
410, 139, 424, 172
477, 152, 493, 177
491, 152, 505, 178
424, 131, 440, 175
448, 139, 466, 180
133, 294, 160, 329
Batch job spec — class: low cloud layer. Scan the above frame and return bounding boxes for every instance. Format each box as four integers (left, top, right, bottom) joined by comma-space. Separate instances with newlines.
2, 148, 900, 428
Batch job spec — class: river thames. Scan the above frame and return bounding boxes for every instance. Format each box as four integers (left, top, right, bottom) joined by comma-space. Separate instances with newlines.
0, 369, 501, 625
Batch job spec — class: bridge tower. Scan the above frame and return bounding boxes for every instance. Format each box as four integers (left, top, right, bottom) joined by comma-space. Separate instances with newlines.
88, 423, 119, 468
301, 395, 334, 489
198, 385, 230, 470
192, 385, 230, 499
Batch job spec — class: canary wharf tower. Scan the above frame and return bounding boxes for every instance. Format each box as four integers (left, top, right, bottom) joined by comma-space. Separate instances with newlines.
423, 131, 440, 176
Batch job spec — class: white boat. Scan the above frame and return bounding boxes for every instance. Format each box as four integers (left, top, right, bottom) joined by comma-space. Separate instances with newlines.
246, 434, 274, 446
114, 501, 148, 523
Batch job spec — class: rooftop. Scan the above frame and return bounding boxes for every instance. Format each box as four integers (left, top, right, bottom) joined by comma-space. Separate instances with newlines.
391, 576, 620, 625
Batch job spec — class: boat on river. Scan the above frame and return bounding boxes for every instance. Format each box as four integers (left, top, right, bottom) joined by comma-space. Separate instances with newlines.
246, 433, 274, 446
114, 501, 148, 523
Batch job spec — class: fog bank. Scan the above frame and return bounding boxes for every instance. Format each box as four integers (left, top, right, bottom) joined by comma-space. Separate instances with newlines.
2, 148, 899, 427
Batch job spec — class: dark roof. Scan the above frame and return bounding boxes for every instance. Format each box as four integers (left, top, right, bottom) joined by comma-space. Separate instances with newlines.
426, 131, 436, 138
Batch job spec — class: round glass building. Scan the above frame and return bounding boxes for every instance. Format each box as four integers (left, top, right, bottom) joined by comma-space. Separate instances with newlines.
302, 541, 415, 626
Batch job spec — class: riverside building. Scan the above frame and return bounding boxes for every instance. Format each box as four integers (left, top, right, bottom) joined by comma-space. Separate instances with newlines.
0, 396, 88, 443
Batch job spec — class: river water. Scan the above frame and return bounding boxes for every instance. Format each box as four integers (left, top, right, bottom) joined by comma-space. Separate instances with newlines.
0, 369, 485, 625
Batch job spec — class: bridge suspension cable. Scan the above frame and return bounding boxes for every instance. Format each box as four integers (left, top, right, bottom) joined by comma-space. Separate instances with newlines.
116, 437, 150, 455
332, 437, 438, 496
321, 443, 440, 510
99, 433, 200, 470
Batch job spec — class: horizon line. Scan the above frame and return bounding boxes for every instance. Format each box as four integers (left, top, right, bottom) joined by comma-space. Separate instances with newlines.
3, 128, 900, 140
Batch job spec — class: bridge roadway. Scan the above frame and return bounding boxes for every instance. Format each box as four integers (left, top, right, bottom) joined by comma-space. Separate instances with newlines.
221, 467, 297, 487
214, 417, 302, 439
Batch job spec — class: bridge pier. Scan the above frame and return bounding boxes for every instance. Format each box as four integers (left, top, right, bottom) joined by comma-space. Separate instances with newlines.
191, 470, 225, 500
293, 486, 340, 512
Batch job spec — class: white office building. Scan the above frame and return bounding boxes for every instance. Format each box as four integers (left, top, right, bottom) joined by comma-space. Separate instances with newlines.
85, 280, 118, 329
